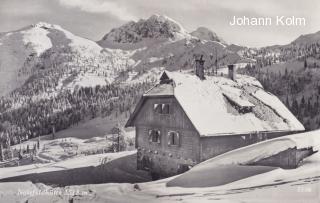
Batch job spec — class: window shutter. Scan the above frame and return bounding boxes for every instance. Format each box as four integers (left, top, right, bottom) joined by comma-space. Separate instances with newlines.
148, 130, 152, 142
157, 130, 161, 143
153, 104, 158, 110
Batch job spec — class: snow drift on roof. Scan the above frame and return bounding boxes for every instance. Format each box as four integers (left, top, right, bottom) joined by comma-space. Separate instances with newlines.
252, 89, 304, 130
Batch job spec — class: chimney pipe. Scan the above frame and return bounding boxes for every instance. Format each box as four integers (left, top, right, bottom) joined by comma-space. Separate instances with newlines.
195, 55, 205, 80
228, 64, 236, 80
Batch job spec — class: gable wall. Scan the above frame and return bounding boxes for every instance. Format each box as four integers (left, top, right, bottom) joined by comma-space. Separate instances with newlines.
134, 96, 200, 177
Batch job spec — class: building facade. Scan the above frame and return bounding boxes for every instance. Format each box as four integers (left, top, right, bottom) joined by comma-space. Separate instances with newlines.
126, 66, 305, 179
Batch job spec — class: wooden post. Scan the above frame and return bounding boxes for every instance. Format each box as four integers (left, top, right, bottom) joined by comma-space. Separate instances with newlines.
51, 121, 56, 140
37, 135, 40, 149
118, 131, 120, 152
0, 143, 3, 162
215, 48, 218, 75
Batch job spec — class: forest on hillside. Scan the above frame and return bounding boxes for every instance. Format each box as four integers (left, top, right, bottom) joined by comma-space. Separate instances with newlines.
240, 42, 320, 131
0, 82, 153, 151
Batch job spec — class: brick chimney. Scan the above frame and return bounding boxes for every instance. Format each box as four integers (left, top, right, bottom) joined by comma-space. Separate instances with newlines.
195, 55, 205, 80
228, 64, 236, 80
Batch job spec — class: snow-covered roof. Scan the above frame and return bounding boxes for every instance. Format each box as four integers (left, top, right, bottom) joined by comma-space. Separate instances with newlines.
167, 129, 319, 187
126, 71, 305, 136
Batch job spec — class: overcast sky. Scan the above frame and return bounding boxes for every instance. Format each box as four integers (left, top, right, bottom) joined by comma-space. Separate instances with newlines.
1, 0, 319, 47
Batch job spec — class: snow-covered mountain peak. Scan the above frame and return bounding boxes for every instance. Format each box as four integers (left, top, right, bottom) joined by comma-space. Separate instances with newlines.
191, 27, 226, 44
31, 22, 61, 30
146, 14, 188, 33
22, 22, 104, 56
99, 14, 191, 44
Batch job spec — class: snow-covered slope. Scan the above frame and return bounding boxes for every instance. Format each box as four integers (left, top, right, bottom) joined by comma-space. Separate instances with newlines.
0, 22, 133, 97
0, 23, 52, 95
291, 30, 320, 46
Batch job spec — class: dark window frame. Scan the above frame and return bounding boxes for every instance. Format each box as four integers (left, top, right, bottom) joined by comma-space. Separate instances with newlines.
149, 129, 161, 144
167, 131, 180, 146
153, 103, 171, 115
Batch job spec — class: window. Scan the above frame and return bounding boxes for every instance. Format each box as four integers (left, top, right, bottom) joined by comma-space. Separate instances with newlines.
168, 131, 180, 146
149, 129, 161, 143
153, 103, 170, 114
154, 104, 162, 114
162, 104, 170, 114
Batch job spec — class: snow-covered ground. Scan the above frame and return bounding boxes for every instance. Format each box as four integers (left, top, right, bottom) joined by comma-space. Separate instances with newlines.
59, 130, 320, 202
65, 73, 111, 89
0, 116, 136, 179
21, 24, 53, 56
0, 134, 135, 178
0, 151, 134, 180
0, 130, 319, 202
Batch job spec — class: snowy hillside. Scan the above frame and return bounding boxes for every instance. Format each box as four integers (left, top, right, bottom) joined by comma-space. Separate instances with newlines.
291, 30, 320, 46
0, 22, 134, 97
0, 15, 243, 99
0, 23, 52, 96
241, 28, 320, 130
